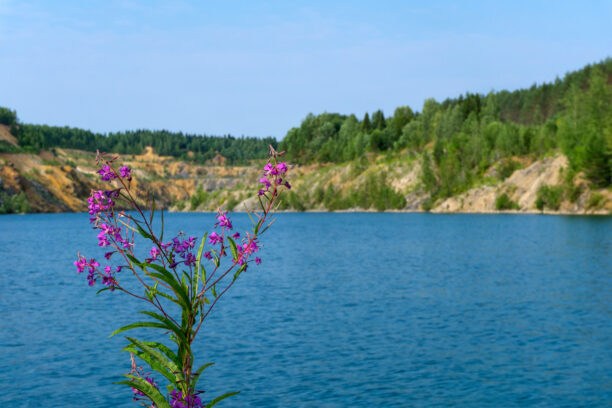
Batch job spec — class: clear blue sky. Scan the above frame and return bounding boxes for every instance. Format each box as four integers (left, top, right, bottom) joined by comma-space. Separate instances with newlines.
1, 1, 610, 139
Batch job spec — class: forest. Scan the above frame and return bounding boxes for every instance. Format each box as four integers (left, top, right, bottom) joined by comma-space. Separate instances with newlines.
280, 58, 612, 200
1, 58, 611, 197
0, 108, 276, 165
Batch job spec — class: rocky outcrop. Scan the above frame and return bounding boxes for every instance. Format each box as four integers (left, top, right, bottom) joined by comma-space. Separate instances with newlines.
430, 155, 611, 214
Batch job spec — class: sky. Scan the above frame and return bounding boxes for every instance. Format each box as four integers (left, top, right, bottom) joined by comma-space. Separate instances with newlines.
0, 1, 611, 139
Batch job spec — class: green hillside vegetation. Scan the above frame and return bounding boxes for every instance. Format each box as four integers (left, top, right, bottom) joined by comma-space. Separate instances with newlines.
1, 58, 611, 214
0, 106, 276, 165
280, 58, 612, 200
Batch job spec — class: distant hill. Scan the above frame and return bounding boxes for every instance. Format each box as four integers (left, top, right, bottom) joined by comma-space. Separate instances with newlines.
280, 58, 612, 198
1, 58, 611, 214
0, 107, 276, 166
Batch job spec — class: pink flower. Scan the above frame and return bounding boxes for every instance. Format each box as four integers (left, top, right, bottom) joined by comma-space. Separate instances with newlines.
119, 166, 132, 180
208, 232, 223, 245
276, 162, 288, 175
216, 212, 233, 229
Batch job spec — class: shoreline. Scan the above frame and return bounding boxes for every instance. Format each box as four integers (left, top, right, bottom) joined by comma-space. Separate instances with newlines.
4, 208, 610, 216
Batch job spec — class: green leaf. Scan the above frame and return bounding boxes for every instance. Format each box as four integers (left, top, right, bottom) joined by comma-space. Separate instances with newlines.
135, 222, 153, 240
96, 286, 116, 295
116, 376, 171, 408
137, 341, 180, 366
125, 347, 177, 386
150, 193, 156, 225
126, 337, 182, 381
160, 208, 165, 242
144, 264, 191, 308
155, 289, 182, 306
257, 195, 266, 213
109, 321, 168, 338
138, 311, 188, 346
211, 284, 217, 298
126, 253, 142, 268
233, 264, 247, 282
205, 391, 241, 408
192, 362, 215, 387
227, 236, 238, 261
148, 272, 190, 309
245, 207, 256, 226
200, 264, 207, 287
194, 233, 208, 295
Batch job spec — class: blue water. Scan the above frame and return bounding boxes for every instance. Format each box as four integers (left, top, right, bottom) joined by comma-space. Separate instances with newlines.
1, 213, 611, 407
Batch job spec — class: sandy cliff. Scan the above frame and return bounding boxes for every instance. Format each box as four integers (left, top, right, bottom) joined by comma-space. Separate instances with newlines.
0, 143, 609, 215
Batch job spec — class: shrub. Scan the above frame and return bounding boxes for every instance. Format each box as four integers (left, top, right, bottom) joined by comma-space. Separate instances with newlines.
498, 159, 520, 180
566, 184, 583, 203
587, 192, 605, 209
288, 191, 306, 211
190, 186, 208, 210
535, 185, 564, 211
0, 106, 17, 126
0, 192, 30, 214
495, 193, 520, 210
421, 197, 434, 212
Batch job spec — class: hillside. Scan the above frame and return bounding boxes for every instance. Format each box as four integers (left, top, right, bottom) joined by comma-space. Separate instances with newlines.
0, 138, 609, 215
1, 58, 611, 215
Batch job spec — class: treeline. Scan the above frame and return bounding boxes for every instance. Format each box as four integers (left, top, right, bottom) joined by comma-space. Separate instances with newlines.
280, 58, 612, 196
1, 109, 276, 165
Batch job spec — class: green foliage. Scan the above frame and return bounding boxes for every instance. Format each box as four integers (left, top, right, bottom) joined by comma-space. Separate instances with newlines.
0, 192, 30, 214
279, 58, 612, 197
223, 195, 239, 211
12, 122, 276, 165
190, 186, 208, 210
421, 197, 434, 212
498, 159, 521, 180
0, 140, 23, 153
535, 185, 564, 211
420, 151, 437, 193
0, 106, 17, 125
565, 184, 583, 203
287, 191, 305, 211
351, 172, 405, 211
587, 192, 605, 209
323, 184, 337, 210
495, 193, 520, 210
313, 184, 325, 204
42, 159, 62, 166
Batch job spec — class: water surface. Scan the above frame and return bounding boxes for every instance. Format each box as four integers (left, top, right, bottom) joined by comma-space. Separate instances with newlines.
1, 213, 611, 407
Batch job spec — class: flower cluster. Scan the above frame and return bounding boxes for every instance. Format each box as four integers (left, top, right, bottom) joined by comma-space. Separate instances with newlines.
97, 223, 130, 249
87, 190, 118, 220
98, 164, 132, 181
170, 390, 203, 408
236, 233, 260, 266
259, 161, 290, 195
215, 212, 232, 229
119, 166, 132, 181
74, 255, 118, 288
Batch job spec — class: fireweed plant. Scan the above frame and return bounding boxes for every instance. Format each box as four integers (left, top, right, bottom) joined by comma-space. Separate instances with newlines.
74, 147, 290, 408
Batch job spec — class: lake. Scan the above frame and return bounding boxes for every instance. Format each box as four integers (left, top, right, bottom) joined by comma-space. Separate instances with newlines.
1, 213, 611, 407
